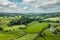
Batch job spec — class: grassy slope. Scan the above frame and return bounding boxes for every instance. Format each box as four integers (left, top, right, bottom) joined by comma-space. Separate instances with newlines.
24, 21, 48, 33
0, 17, 60, 40
45, 17, 60, 21
16, 34, 37, 40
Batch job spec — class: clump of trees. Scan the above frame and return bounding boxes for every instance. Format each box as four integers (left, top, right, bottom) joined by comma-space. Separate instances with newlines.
7, 15, 60, 27
7, 17, 33, 26
4, 30, 9, 32
56, 20, 59, 23
0, 27, 3, 31
19, 27, 26, 29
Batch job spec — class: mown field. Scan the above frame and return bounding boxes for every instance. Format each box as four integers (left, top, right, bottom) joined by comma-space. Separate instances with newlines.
0, 16, 60, 40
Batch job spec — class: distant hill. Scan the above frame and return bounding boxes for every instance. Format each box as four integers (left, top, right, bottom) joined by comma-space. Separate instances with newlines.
0, 12, 60, 17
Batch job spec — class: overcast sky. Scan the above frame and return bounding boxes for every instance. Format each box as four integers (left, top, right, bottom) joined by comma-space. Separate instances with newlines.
0, 0, 60, 13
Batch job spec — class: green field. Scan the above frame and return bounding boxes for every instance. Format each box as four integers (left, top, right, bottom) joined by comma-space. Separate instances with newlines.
0, 16, 60, 40
45, 17, 60, 21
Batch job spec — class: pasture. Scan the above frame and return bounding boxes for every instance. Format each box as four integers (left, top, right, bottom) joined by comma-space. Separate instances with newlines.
0, 15, 60, 40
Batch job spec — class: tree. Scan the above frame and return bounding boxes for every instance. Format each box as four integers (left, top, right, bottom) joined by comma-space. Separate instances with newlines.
0, 27, 3, 31
4, 30, 9, 32
56, 20, 60, 23
38, 19, 43, 23
8, 17, 32, 26
48, 24, 51, 28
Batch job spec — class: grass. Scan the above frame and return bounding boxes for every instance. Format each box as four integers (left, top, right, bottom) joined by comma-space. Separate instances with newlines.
37, 36, 60, 40
0, 17, 60, 40
0, 29, 26, 40
16, 34, 37, 40
24, 21, 48, 33
45, 17, 60, 21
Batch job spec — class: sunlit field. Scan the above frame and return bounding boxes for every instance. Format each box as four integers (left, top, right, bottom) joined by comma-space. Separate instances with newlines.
0, 13, 60, 40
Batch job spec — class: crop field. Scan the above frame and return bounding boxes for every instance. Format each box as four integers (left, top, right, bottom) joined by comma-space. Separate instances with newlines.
0, 13, 60, 40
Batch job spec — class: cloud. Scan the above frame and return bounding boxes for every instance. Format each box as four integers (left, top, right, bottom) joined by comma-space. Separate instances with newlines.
0, 0, 32, 13
23, 0, 36, 4
0, 0, 60, 13
0, 0, 16, 12
22, 0, 60, 9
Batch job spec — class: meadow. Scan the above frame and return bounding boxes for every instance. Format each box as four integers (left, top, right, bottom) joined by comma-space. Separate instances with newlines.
0, 13, 60, 40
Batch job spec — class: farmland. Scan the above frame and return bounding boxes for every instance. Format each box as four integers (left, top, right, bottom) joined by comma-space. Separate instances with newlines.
0, 12, 60, 40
